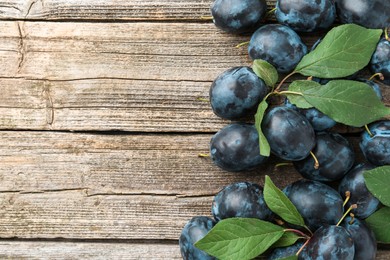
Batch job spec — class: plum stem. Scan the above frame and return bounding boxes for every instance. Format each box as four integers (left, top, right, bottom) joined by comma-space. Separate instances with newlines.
198, 153, 210, 158
296, 238, 311, 256
236, 41, 250, 48
275, 71, 297, 92
200, 16, 213, 20
348, 213, 355, 225
385, 27, 389, 41
196, 97, 209, 102
310, 151, 320, 169
336, 204, 357, 226
266, 7, 277, 18
368, 72, 384, 81
343, 191, 351, 207
274, 162, 293, 168
364, 125, 374, 137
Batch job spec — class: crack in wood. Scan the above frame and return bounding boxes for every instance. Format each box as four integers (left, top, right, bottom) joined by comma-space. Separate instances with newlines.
25, 0, 44, 18
42, 82, 55, 126
16, 21, 26, 74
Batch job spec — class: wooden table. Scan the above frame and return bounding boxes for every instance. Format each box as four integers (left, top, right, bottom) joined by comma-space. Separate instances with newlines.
0, 0, 389, 259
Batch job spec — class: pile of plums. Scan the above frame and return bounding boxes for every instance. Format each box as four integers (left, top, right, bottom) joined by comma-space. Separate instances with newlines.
180, 0, 389, 259
180, 174, 380, 259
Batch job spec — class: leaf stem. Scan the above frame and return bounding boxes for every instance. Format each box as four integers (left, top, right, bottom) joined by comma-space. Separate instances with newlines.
277, 90, 303, 96
284, 229, 310, 240
303, 225, 313, 236
336, 204, 358, 226
275, 71, 297, 92
385, 27, 389, 41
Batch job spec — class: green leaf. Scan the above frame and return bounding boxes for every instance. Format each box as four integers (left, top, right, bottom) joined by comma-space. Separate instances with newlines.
271, 231, 300, 248
286, 80, 320, 109
195, 218, 285, 260
252, 59, 279, 87
302, 80, 390, 127
366, 207, 390, 243
255, 100, 270, 157
295, 24, 382, 78
264, 176, 305, 227
364, 166, 390, 207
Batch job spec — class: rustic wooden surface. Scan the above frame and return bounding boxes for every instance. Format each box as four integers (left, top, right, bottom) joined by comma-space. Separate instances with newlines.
0, 1, 389, 259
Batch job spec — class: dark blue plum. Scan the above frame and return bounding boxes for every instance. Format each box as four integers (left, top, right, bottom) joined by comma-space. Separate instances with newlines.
209, 66, 268, 120
212, 182, 272, 221
275, 0, 336, 32
283, 179, 344, 231
370, 37, 390, 85
360, 120, 390, 166
210, 123, 268, 172
248, 24, 308, 73
338, 163, 380, 219
285, 99, 336, 131
341, 216, 377, 260
357, 78, 383, 100
179, 216, 216, 260
299, 225, 355, 260
262, 106, 315, 161
293, 132, 355, 182
267, 241, 304, 260
211, 0, 267, 34
336, 0, 390, 29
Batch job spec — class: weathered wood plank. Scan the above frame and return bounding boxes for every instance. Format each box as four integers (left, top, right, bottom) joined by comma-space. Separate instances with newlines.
0, 21, 251, 81
0, 130, 375, 241
0, 241, 181, 259
0, 21, 388, 132
0, 191, 213, 240
0, 241, 388, 260
0, 131, 301, 196
0, 78, 225, 131
0, 78, 388, 132
0, 0, 277, 21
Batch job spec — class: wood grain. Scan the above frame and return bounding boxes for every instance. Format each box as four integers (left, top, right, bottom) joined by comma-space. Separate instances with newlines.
0, 21, 388, 132
0, 21, 251, 81
0, 191, 213, 240
0, 241, 181, 259
0, 131, 301, 196
0, 0, 277, 21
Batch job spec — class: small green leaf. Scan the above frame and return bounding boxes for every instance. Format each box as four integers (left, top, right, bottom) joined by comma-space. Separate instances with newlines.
255, 100, 270, 157
295, 24, 382, 78
271, 231, 300, 248
252, 59, 279, 87
302, 80, 390, 127
364, 166, 390, 207
195, 218, 285, 260
366, 207, 390, 243
286, 80, 320, 109
264, 176, 305, 227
